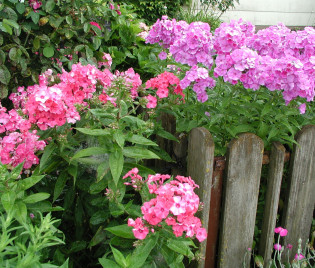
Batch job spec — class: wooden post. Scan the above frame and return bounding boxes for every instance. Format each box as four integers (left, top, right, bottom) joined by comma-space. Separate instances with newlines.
282, 125, 315, 260
187, 127, 215, 268
205, 157, 225, 268
218, 133, 264, 268
259, 142, 286, 266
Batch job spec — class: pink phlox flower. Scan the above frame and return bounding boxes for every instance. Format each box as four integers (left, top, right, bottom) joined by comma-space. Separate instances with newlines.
144, 208, 163, 225
145, 95, 157, 109
158, 51, 168, 60
299, 103, 306, 114
196, 228, 207, 242
170, 196, 186, 216
128, 217, 149, 240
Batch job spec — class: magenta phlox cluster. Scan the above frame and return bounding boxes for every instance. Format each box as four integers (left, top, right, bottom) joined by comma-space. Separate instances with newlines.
247, 23, 291, 58
180, 66, 216, 102
59, 63, 113, 104
214, 19, 255, 54
0, 104, 31, 134
145, 16, 189, 49
0, 131, 45, 169
125, 169, 207, 242
169, 22, 215, 69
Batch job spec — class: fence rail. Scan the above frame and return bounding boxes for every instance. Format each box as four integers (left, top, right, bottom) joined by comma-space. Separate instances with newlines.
159, 120, 315, 268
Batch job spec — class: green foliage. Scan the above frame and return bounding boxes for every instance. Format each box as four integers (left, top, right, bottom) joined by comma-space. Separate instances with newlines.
122, 0, 188, 24
0, 162, 66, 267
199, 0, 239, 12
0, 0, 156, 100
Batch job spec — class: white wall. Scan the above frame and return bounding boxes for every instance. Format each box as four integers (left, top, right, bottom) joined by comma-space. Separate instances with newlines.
192, 0, 315, 26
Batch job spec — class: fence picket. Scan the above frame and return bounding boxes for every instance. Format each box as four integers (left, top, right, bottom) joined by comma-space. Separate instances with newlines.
218, 133, 264, 268
259, 142, 286, 266
187, 127, 215, 268
282, 125, 315, 260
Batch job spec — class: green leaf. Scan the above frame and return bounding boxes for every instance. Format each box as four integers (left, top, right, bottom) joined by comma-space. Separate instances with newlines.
3, 19, 19, 30
166, 238, 194, 259
105, 224, 134, 239
23, 193, 50, 204
89, 177, 107, 194
97, 160, 110, 182
71, 147, 109, 162
40, 142, 57, 171
83, 22, 91, 33
156, 129, 178, 142
109, 149, 124, 186
255, 255, 264, 268
1, 192, 16, 213
18, 175, 44, 191
68, 165, 78, 184
1, 21, 12, 35
74, 44, 85, 52
16, 3, 26, 14
53, 171, 68, 202
126, 135, 158, 146
45, 0, 55, 12
43, 46, 54, 58
13, 201, 27, 224
0, 65, 11, 85
59, 259, 69, 268
99, 258, 120, 268
268, 127, 279, 141
111, 246, 127, 268
76, 128, 110, 136
90, 211, 109, 225
92, 37, 101, 50
66, 15, 73, 25
123, 147, 160, 160
49, 16, 64, 28
89, 226, 107, 248
149, 147, 174, 162
85, 46, 93, 60
113, 131, 125, 148
10, 162, 24, 180
30, 11, 40, 24
129, 234, 159, 268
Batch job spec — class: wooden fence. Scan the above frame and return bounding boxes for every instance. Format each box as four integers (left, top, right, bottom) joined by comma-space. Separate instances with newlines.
158, 123, 315, 268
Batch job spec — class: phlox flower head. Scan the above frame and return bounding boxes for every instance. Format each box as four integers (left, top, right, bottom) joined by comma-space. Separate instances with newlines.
0, 131, 46, 169
127, 170, 207, 242
169, 22, 215, 69
214, 19, 255, 54
145, 16, 189, 49
145, 95, 157, 109
146, 71, 183, 100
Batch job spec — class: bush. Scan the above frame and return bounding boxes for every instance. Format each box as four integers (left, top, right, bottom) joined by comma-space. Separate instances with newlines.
0, 0, 156, 102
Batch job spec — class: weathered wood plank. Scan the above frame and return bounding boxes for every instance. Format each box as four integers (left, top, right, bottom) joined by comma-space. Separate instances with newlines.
205, 157, 225, 268
187, 127, 215, 268
218, 133, 264, 268
282, 125, 315, 260
259, 142, 286, 266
